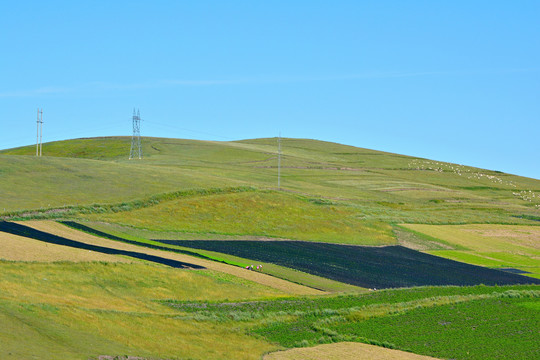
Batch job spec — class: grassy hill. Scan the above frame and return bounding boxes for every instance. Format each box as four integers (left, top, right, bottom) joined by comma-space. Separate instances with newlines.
1, 136, 539, 360
2, 136, 538, 277
1, 136, 539, 239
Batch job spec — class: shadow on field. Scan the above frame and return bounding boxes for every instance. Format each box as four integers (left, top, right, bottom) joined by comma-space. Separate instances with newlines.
0, 221, 204, 269
158, 240, 540, 289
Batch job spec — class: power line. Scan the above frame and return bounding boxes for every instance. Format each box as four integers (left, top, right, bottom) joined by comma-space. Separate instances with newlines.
144, 120, 235, 140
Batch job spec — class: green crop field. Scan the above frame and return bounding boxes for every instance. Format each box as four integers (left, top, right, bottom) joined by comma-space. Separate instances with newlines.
1, 136, 539, 359
168, 285, 540, 360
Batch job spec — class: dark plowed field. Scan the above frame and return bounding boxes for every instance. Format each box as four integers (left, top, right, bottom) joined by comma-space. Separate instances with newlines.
157, 240, 540, 289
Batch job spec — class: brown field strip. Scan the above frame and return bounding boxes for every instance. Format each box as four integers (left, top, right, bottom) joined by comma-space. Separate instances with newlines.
14, 221, 324, 296
0, 230, 130, 263
264, 342, 440, 360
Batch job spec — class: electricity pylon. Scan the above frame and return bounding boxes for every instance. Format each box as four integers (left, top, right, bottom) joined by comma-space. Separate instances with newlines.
129, 109, 142, 160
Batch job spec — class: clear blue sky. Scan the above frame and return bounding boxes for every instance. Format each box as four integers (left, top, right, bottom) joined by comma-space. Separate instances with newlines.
1, 1, 539, 179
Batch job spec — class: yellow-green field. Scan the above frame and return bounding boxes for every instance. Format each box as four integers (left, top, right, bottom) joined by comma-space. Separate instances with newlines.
0, 261, 285, 359
84, 191, 395, 244
401, 224, 540, 278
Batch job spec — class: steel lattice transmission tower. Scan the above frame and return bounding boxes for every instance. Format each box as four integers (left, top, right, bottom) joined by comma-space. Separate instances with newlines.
129, 109, 142, 160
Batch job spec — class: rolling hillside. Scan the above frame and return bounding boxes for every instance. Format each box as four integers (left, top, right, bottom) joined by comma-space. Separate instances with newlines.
1, 136, 539, 360
2, 136, 539, 277
1, 137, 539, 236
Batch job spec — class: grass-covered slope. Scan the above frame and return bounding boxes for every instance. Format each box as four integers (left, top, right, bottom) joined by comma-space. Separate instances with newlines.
87, 190, 394, 244
0, 260, 286, 360
0, 153, 238, 212
2, 255, 537, 359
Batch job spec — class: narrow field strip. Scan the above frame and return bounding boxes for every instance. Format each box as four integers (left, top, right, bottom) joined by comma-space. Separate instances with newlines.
10, 220, 323, 295
0, 231, 129, 263
264, 342, 440, 360
0, 221, 202, 269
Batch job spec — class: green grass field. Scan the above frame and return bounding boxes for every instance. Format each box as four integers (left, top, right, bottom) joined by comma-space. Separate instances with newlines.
1, 136, 540, 359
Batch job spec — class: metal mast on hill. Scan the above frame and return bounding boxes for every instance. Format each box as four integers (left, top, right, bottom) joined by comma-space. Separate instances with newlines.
278, 134, 282, 189
129, 109, 142, 160
36, 108, 43, 157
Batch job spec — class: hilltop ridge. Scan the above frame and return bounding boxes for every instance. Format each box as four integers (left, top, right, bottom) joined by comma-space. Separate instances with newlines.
1, 136, 538, 210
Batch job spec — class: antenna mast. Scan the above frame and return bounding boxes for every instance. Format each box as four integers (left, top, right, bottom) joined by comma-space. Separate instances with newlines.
129, 109, 142, 159
36, 109, 43, 157
278, 134, 282, 189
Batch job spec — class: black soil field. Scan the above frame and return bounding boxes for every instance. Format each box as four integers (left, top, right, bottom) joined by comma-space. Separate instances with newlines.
0, 221, 204, 269
157, 240, 540, 289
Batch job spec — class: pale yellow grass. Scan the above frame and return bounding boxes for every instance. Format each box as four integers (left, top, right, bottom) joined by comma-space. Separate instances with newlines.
0, 262, 286, 313
17, 220, 324, 296
461, 224, 540, 250
264, 342, 439, 360
0, 230, 129, 263
402, 224, 540, 254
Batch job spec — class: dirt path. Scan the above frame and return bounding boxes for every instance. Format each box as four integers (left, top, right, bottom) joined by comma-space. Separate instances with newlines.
14, 220, 324, 296
264, 342, 440, 360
